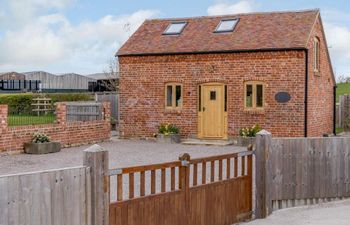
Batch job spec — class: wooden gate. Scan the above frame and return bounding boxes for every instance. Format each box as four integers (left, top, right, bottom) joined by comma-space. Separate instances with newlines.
109, 150, 253, 225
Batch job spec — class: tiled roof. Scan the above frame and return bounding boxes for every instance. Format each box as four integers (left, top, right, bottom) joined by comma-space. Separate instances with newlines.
117, 9, 319, 56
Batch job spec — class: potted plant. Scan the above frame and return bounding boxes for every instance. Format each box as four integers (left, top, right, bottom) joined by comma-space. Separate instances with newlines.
156, 123, 181, 144
237, 124, 262, 146
24, 132, 61, 154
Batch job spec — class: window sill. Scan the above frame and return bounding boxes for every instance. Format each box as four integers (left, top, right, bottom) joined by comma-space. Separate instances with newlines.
314, 71, 321, 77
164, 108, 182, 115
243, 109, 265, 115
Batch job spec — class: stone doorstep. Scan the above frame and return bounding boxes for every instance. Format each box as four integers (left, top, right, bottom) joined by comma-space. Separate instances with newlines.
181, 138, 234, 146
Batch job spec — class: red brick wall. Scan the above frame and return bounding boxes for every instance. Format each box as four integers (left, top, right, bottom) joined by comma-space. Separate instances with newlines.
119, 51, 310, 138
0, 102, 111, 153
307, 15, 335, 136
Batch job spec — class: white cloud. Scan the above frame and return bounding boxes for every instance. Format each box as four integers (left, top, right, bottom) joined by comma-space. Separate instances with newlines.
0, 0, 158, 74
207, 0, 255, 16
325, 23, 350, 60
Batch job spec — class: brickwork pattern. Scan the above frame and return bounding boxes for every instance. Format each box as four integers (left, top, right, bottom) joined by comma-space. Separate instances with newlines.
119, 51, 310, 138
0, 102, 111, 153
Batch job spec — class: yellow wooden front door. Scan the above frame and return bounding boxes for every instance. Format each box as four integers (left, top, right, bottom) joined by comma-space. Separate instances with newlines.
201, 84, 225, 138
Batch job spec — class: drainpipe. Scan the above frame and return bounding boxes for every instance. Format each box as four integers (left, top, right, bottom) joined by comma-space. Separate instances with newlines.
333, 85, 337, 135
304, 49, 309, 137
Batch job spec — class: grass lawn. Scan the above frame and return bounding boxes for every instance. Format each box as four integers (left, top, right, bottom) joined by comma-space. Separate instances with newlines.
336, 83, 350, 102
8, 114, 56, 126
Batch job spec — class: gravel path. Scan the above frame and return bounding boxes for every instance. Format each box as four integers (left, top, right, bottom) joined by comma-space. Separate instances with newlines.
245, 200, 350, 225
0, 139, 245, 176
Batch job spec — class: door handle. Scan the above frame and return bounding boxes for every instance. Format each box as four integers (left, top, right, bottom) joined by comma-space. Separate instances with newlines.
203, 107, 206, 112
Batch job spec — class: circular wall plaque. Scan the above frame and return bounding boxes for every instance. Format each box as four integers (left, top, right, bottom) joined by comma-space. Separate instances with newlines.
275, 92, 291, 103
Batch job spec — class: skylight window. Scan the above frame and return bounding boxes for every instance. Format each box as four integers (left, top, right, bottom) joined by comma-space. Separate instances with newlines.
163, 22, 187, 35
215, 19, 239, 33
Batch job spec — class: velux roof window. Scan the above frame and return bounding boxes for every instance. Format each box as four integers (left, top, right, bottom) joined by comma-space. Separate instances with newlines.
163, 22, 187, 35
215, 19, 239, 33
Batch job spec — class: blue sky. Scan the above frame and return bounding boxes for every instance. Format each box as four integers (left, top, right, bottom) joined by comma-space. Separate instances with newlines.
0, 0, 349, 78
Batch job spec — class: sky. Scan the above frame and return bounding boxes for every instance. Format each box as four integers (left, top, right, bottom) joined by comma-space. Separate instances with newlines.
0, 0, 349, 78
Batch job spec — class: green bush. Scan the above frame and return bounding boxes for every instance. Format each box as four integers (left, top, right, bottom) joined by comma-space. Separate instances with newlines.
239, 124, 262, 137
0, 93, 93, 114
158, 123, 179, 135
32, 132, 51, 143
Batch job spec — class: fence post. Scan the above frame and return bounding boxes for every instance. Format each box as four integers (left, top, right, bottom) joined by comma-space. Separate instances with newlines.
0, 105, 8, 133
55, 102, 67, 125
83, 144, 110, 225
255, 130, 272, 219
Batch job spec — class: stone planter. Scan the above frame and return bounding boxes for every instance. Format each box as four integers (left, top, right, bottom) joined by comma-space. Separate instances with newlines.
24, 142, 61, 154
156, 134, 181, 144
236, 136, 256, 147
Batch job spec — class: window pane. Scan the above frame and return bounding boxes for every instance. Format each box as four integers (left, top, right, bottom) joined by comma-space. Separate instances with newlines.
256, 84, 263, 107
175, 85, 182, 107
216, 19, 238, 32
167, 85, 173, 107
164, 22, 187, 35
210, 91, 216, 100
246, 84, 253, 107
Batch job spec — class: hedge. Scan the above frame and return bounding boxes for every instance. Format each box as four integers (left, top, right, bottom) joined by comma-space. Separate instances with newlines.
0, 93, 94, 114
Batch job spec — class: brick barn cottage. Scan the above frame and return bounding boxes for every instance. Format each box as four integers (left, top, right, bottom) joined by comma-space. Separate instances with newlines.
117, 9, 335, 139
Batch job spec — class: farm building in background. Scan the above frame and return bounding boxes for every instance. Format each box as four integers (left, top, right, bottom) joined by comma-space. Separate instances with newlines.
24, 71, 96, 93
0, 72, 41, 93
87, 73, 119, 92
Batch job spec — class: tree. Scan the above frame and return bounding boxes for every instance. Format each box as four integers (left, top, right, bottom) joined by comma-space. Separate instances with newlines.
101, 58, 119, 92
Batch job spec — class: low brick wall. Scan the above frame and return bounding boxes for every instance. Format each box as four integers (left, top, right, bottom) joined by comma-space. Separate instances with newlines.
0, 102, 111, 153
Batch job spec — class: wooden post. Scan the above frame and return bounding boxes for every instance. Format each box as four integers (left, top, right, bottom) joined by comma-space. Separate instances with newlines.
83, 144, 110, 225
255, 130, 272, 219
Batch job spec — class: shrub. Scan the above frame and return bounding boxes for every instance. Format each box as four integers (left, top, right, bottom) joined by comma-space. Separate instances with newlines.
32, 132, 51, 143
239, 124, 262, 137
0, 93, 93, 114
158, 123, 179, 135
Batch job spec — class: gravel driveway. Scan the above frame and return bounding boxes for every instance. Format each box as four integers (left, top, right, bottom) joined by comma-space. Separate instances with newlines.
0, 139, 245, 176
245, 200, 350, 225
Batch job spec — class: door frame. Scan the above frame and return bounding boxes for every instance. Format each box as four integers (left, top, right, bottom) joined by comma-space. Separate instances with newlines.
197, 82, 228, 139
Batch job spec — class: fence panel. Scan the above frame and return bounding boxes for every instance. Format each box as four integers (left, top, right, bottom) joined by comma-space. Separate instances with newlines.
268, 137, 350, 210
8, 97, 55, 126
0, 166, 91, 225
109, 150, 253, 225
66, 102, 103, 122
95, 92, 118, 124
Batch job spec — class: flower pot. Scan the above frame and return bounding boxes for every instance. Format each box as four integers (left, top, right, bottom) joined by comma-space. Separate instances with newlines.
156, 134, 181, 144
236, 136, 256, 147
24, 142, 61, 154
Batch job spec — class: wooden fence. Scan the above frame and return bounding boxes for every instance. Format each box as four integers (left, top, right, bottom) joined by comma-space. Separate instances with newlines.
66, 102, 103, 122
95, 92, 118, 124
0, 166, 91, 225
109, 150, 253, 225
255, 131, 350, 218
338, 95, 350, 129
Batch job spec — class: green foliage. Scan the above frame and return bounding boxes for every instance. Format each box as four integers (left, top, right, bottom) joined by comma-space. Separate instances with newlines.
336, 83, 350, 103
0, 93, 93, 114
158, 123, 179, 135
32, 132, 51, 143
239, 124, 262, 137
8, 114, 56, 126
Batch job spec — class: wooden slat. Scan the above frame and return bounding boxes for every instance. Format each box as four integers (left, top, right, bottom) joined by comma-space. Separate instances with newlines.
151, 170, 156, 194
140, 171, 145, 197
161, 169, 166, 193
210, 161, 215, 182
202, 162, 207, 185
129, 173, 134, 199
242, 156, 246, 176
218, 159, 223, 181
117, 174, 123, 201
226, 158, 231, 179
171, 167, 176, 191
193, 163, 198, 186
234, 157, 238, 178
